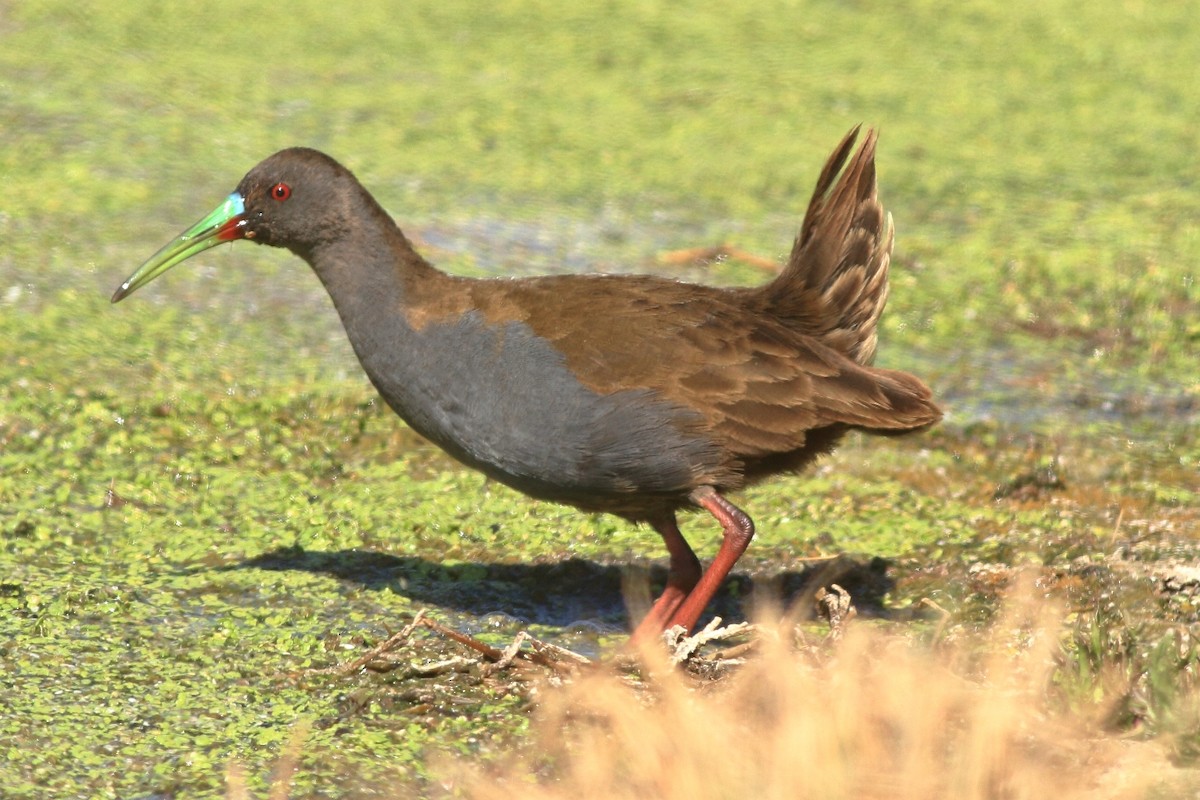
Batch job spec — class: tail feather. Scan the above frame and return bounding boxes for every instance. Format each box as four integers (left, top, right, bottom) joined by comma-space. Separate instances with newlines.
759, 126, 893, 366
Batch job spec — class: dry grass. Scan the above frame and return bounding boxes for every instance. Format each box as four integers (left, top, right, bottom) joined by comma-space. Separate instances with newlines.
460, 594, 1188, 800
229, 585, 1198, 799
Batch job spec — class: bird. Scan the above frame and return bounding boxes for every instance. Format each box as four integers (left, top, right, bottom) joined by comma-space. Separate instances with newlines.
112, 126, 941, 644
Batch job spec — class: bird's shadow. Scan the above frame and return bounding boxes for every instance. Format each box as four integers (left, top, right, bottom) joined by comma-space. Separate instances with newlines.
220, 545, 899, 631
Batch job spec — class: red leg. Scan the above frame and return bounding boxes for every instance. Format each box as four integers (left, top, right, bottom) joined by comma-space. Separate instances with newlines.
629, 512, 702, 645
664, 487, 756, 634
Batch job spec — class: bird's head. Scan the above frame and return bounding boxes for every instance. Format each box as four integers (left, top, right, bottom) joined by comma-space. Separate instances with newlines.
111, 148, 355, 302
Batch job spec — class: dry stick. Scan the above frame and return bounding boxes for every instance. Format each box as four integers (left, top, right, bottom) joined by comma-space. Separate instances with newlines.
669, 618, 756, 665
918, 597, 953, 644
815, 584, 857, 641
1111, 506, 1126, 541
409, 656, 477, 677
816, 584, 854, 618
528, 636, 595, 667
419, 617, 588, 675
309, 609, 429, 677
483, 631, 530, 675
312, 609, 588, 679
419, 616, 507, 660
710, 639, 758, 661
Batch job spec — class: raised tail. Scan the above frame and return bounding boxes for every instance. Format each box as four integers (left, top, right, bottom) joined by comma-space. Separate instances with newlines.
758, 126, 892, 366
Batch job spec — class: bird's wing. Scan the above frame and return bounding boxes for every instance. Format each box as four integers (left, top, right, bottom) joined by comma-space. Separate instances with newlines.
472, 275, 939, 459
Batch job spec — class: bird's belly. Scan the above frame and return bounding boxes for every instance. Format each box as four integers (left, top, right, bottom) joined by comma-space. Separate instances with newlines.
355, 312, 725, 501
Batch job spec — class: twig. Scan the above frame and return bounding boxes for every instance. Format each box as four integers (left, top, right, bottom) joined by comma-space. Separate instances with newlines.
918, 597, 953, 643
528, 636, 596, 667
409, 655, 477, 677
710, 639, 758, 661
668, 618, 756, 665
815, 584, 857, 641
419, 617, 587, 675
481, 631, 530, 675
1111, 506, 1125, 541
419, 616, 505, 661
309, 609, 428, 676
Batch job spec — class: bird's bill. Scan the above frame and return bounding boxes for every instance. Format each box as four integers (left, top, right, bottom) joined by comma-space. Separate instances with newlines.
111, 192, 248, 303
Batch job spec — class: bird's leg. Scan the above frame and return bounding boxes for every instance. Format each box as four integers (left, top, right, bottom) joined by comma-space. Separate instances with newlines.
629, 512, 702, 645
663, 486, 756, 634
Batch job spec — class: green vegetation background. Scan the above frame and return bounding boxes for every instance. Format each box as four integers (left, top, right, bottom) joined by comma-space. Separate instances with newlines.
1, 1, 1197, 797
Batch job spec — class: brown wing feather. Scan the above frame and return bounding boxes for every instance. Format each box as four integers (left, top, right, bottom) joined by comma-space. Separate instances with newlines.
466, 276, 939, 462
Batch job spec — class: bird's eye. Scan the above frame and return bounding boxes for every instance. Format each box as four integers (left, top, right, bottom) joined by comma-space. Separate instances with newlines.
271, 182, 291, 201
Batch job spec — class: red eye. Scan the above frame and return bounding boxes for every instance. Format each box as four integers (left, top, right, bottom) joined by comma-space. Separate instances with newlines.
271, 182, 291, 201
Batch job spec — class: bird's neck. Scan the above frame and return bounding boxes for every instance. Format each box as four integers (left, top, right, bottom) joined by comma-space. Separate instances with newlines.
299, 203, 488, 457
299, 201, 463, 394
302, 192, 448, 319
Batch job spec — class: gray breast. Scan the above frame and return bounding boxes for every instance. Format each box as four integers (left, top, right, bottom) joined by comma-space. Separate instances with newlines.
359, 311, 723, 502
